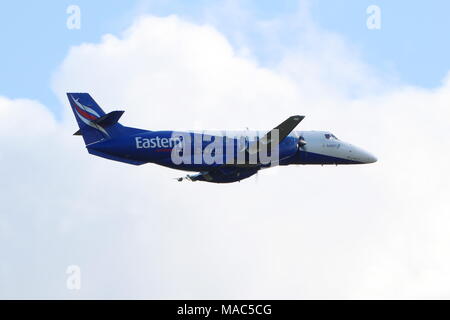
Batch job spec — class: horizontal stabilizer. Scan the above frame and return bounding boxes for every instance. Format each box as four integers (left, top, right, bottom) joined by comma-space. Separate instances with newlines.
73, 110, 124, 136
94, 110, 125, 127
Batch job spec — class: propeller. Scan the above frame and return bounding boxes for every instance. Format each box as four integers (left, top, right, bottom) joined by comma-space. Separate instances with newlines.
297, 135, 307, 150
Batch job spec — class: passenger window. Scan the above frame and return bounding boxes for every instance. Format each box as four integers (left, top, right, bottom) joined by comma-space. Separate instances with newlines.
324, 134, 331, 139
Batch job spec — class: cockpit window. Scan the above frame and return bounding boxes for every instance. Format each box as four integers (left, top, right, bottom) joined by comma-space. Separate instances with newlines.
325, 133, 339, 140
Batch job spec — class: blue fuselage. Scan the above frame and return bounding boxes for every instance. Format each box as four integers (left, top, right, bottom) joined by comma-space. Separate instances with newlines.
87, 129, 377, 173
67, 93, 377, 183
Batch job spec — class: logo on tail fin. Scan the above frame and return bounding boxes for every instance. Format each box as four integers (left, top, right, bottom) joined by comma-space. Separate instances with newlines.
71, 94, 110, 137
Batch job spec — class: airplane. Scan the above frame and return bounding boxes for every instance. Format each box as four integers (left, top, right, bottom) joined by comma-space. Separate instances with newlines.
68, 93, 377, 183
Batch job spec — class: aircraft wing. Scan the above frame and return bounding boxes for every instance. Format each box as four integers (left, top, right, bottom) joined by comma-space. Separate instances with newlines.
247, 115, 305, 155
176, 172, 207, 182
176, 167, 259, 183
176, 115, 305, 182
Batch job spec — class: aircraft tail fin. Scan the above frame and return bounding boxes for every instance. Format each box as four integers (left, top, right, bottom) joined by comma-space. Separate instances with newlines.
67, 93, 126, 145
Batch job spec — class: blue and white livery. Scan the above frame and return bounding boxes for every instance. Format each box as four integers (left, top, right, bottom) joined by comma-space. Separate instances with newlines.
68, 93, 377, 183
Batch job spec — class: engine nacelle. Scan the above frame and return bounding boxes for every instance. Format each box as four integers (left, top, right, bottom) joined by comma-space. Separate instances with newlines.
278, 135, 301, 161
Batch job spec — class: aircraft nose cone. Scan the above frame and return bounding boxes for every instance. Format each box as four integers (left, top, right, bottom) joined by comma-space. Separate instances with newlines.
360, 150, 377, 164
348, 144, 377, 164
366, 153, 378, 164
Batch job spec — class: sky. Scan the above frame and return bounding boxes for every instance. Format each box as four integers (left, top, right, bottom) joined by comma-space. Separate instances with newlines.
1, 0, 450, 299
1, 0, 450, 114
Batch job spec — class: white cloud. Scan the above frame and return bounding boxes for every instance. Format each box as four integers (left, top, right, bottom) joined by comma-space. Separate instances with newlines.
1, 12, 450, 299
